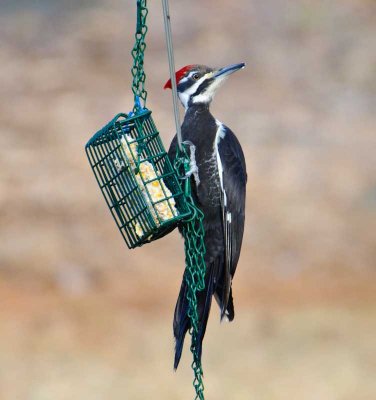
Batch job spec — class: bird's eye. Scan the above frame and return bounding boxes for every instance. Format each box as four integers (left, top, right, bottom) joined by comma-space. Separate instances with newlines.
192, 73, 200, 80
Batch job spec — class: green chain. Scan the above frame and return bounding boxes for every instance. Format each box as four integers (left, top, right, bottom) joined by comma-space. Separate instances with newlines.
182, 204, 206, 400
175, 149, 207, 400
131, 0, 148, 110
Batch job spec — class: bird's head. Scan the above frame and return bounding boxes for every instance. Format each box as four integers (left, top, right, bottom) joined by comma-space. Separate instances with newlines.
164, 63, 245, 109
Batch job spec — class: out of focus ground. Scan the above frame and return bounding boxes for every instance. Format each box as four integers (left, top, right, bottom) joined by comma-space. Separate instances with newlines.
0, 1, 375, 399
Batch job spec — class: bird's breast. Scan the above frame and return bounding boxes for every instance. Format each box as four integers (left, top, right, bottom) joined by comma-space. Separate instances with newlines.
196, 150, 222, 208
181, 108, 225, 208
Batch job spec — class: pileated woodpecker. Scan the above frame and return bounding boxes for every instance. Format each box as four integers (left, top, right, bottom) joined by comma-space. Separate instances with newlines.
164, 63, 247, 369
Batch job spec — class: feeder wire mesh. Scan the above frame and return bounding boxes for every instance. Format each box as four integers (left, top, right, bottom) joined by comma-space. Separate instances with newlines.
85, 109, 191, 248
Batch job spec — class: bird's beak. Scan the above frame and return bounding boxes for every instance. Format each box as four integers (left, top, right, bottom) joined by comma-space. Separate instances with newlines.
213, 62, 246, 79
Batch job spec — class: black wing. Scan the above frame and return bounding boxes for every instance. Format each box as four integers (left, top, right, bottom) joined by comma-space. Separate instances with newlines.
217, 125, 247, 319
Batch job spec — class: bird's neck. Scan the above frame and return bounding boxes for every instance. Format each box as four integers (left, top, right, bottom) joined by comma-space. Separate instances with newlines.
184, 102, 211, 120
181, 103, 217, 144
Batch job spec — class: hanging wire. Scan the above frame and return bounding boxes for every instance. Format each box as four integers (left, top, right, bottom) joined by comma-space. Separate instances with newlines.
161, 0, 183, 150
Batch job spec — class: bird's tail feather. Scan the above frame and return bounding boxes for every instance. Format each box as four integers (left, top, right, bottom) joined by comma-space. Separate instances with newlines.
195, 260, 218, 362
224, 287, 235, 321
173, 278, 190, 370
217, 285, 234, 322
214, 281, 235, 323
173, 260, 219, 369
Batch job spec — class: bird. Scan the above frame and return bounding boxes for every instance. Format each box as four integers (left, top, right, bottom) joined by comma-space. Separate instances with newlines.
164, 63, 247, 369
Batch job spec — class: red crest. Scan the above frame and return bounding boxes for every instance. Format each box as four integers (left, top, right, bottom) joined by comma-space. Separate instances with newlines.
164, 65, 195, 89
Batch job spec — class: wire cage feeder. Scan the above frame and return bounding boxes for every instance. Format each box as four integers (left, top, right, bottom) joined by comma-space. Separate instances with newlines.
85, 108, 190, 249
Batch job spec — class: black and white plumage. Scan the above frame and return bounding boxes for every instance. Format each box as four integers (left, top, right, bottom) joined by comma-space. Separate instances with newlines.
164, 63, 247, 369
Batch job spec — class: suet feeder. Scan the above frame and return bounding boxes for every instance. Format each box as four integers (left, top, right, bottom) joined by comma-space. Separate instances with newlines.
85, 108, 190, 249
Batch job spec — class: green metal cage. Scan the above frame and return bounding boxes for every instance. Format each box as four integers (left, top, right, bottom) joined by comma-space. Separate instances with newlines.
85, 108, 190, 249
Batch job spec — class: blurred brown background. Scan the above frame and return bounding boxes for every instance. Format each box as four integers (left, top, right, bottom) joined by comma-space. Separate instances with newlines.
0, 0, 375, 399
